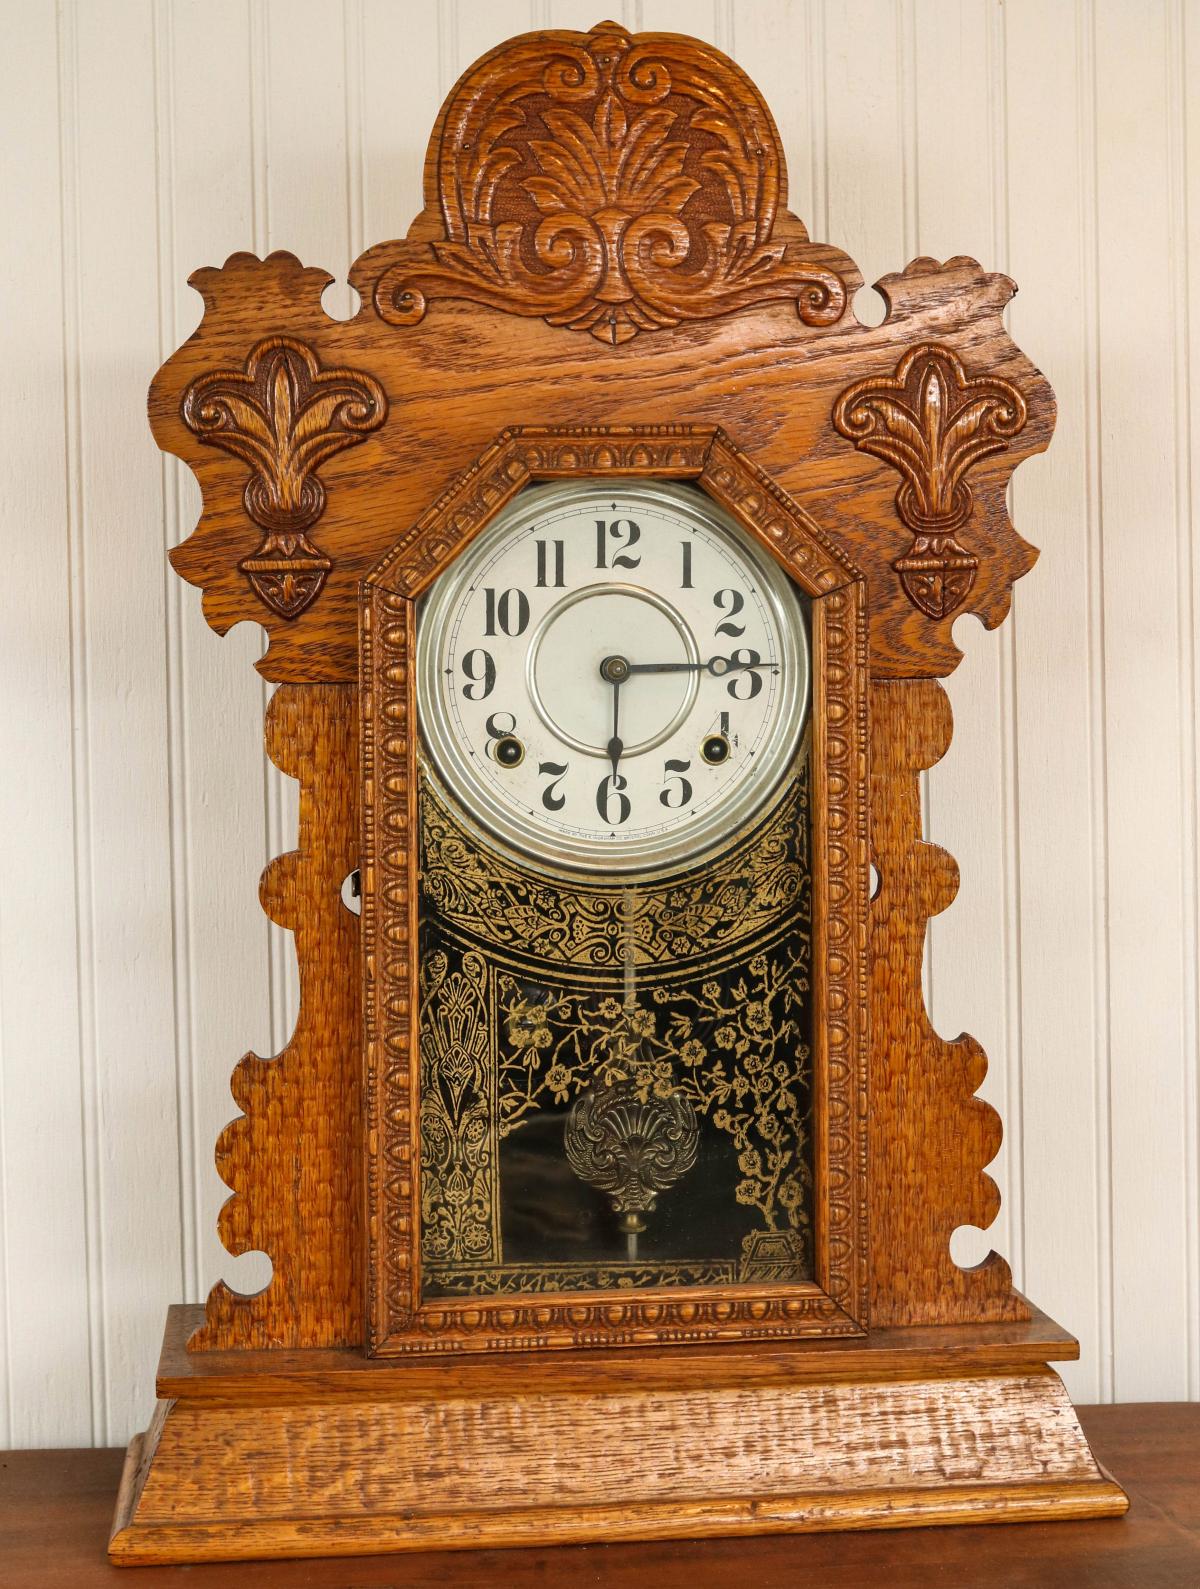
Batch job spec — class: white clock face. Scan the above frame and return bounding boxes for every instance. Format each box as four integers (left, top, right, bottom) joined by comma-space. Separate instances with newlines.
416, 480, 809, 874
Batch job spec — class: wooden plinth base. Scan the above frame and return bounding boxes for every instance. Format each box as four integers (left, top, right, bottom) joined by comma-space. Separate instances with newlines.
109, 1305, 1127, 1566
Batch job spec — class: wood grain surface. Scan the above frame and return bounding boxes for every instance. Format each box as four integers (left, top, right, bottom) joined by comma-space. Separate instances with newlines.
153, 1302, 1082, 1401
162, 14, 1048, 1360
119, 12, 1077, 1563
869, 679, 1025, 1325
6, 1405, 1193, 1588
107, 1359, 1125, 1562
107, 1310, 1124, 1565
192, 684, 362, 1349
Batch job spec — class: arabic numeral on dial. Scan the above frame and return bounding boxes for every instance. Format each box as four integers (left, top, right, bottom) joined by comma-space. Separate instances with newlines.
595, 772, 631, 825
460, 648, 496, 700
538, 761, 569, 811
659, 758, 692, 809
727, 648, 763, 699
483, 587, 529, 637
595, 518, 641, 569
484, 711, 517, 740
534, 539, 565, 587
713, 587, 746, 636
680, 541, 693, 588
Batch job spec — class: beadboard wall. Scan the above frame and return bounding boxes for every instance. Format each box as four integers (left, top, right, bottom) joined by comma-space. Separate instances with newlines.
1, 0, 1197, 1448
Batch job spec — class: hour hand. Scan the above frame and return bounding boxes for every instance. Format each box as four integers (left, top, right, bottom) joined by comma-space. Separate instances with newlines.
606, 681, 623, 781
606, 733, 623, 781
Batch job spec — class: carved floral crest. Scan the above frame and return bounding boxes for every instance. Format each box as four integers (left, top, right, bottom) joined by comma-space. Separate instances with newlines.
181, 337, 386, 618
373, 22, 847, 344
833, 343, 1028, 619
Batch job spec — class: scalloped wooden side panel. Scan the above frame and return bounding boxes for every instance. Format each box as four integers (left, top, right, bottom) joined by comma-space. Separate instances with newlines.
868, 679, 1027, 1325
191, 684, 361, 1350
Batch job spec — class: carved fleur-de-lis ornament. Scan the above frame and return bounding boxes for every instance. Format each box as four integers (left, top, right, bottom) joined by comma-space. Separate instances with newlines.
181, 337, 386, 619
833, 343, 1027, 620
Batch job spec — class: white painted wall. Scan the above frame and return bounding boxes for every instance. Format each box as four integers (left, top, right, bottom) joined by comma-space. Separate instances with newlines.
1, 0, 1197, 1448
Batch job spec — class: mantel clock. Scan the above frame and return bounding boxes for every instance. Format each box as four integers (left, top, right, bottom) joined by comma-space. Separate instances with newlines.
109, 20, 1128, 1564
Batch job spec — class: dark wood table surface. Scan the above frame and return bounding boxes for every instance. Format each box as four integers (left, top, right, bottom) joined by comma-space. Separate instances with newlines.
2, 1403, 1197, 1587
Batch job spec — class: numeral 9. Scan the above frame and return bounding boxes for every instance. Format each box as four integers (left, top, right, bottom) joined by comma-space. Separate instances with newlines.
460, 648, 495, 700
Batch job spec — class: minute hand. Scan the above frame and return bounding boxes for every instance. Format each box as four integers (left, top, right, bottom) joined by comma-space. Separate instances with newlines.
624, 655, 775, 677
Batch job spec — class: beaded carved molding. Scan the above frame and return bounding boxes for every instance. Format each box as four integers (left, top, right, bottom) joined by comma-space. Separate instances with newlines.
360, 425, 870, 1354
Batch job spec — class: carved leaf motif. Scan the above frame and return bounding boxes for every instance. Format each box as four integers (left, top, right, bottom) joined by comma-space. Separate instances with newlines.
373, 23, 846, 345
832, 343, 1027, 619
181, 337, 386, 618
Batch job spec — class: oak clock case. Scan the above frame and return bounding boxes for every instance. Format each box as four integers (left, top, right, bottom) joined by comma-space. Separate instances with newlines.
111, 17, 1128, 1567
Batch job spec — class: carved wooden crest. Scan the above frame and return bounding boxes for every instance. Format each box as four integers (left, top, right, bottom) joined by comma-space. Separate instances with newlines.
372, 21, 846, 344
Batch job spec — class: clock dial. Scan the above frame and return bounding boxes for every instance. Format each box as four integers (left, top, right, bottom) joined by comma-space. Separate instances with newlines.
417, 480, 810, 873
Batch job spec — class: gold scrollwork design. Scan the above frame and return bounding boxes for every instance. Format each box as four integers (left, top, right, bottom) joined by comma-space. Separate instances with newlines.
417, 754, 814, 1297
418, 950, 499, 1267
493, 938, 812, 1248
419, 762, 806, 976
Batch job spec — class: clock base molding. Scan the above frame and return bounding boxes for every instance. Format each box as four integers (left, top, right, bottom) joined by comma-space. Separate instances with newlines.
108, 1306, 1127, 1565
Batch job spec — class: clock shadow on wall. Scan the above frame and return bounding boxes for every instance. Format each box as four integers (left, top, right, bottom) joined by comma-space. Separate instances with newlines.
412, 481, 815, 1301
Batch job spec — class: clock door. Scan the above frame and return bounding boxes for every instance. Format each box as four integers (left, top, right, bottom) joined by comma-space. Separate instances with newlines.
361, 428, 870, 1355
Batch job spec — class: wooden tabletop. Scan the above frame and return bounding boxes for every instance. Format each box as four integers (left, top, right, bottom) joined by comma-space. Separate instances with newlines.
2, 1403, 1197, 1587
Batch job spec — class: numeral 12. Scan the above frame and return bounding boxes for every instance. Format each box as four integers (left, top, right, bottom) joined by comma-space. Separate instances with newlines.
595, 519, 641, 569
